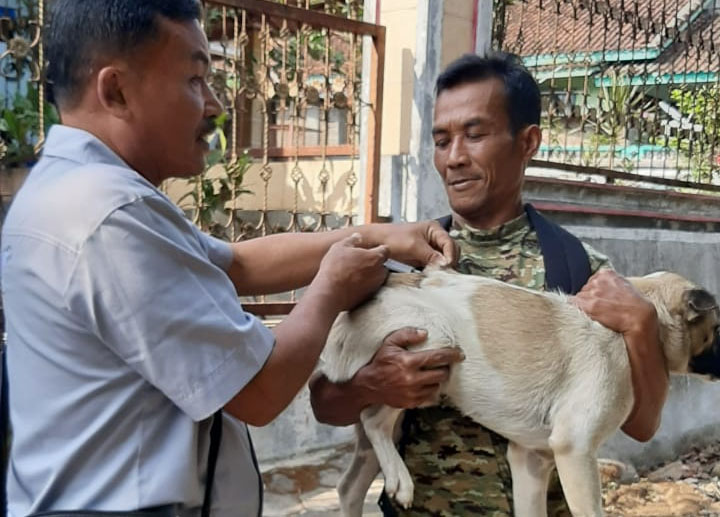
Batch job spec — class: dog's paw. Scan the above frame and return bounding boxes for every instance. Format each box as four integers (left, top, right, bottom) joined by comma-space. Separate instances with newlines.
384, 472, 400, 498
396, 483, 414, 509
395, 465, 414, 508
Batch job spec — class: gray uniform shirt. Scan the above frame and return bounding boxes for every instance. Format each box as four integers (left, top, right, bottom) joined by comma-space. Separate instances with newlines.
1, 125, 275, 516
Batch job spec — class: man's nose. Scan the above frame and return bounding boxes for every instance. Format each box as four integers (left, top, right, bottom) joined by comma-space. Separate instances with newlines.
447, 137, 470, 168
204, 83, 224, 119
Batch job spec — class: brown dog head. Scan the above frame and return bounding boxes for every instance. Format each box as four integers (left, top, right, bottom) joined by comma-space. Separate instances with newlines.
629, 272, 719, 373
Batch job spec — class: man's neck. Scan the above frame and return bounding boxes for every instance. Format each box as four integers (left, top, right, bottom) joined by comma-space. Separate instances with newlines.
455, 202, 524, 230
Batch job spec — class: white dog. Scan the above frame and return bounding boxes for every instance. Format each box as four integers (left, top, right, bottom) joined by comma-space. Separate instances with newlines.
319, 270, 719, 517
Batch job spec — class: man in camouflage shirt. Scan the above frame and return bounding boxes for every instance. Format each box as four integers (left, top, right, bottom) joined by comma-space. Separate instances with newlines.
310, 53, 668, 516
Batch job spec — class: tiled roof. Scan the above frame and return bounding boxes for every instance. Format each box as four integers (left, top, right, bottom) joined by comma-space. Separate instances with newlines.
650, 9, 720, 75
501, 0, 718, 74
503, 0, 663, 56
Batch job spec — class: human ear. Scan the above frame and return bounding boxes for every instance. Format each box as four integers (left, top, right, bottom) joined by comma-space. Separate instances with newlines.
96, 66, 131, 120
519, 124, 541, 163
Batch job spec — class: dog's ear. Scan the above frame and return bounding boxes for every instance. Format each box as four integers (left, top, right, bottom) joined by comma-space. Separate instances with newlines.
686, 288, 719, 323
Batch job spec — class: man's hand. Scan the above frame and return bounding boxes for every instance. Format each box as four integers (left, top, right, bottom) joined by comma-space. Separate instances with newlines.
356, 327, 465, 408
362, 221, 458, 269
573, 269, 657, 335
573, 269, 669, 441
310, 233, 390, 312
309, 327, 465, 425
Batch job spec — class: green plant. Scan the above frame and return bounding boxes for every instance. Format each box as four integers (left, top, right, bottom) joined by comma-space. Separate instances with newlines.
653, 85, 720, 182
0, 85, 59, 168
179, 113, 253, 238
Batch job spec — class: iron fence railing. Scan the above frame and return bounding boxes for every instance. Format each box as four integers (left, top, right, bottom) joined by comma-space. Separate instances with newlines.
495, 0, 720, 192
184, 0, 385, 247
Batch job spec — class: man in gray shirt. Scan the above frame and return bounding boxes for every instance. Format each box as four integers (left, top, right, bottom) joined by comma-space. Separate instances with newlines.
0, 1, 462, 515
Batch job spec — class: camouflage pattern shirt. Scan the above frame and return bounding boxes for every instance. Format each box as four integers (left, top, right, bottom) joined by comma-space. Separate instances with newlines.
384, 212, 611, 517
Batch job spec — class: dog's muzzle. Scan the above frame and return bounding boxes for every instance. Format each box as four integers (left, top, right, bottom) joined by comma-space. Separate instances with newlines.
690, 333, 720, 378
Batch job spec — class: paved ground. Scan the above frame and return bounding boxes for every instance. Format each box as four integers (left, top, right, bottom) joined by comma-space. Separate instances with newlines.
262, 442, 720, 516
262, 444, 383, 516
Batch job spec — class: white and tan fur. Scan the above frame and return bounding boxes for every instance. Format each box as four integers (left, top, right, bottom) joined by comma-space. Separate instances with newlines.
319, 270, 719, 517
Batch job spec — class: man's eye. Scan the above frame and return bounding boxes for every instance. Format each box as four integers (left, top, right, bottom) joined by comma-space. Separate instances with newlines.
434, 139, 449, 148
467, 133, 486, 140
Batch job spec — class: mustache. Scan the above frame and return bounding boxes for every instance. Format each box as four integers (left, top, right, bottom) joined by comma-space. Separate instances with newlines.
198, 118, 217, 139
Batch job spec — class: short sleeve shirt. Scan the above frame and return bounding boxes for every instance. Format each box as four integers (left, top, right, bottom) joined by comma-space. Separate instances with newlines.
1, 125, 275, 516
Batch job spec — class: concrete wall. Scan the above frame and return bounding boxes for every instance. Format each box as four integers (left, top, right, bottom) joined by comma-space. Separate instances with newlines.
600, 374, 720, 470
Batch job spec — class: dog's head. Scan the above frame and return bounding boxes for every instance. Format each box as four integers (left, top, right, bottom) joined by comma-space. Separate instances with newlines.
629, 272, 719, 373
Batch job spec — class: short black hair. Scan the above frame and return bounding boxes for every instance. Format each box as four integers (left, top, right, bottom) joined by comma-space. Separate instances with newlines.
435, 52, 541, 135
46, 0, 202, 107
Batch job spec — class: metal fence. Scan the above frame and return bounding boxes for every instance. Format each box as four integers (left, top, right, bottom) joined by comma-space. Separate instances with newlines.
178, 0, 385, 245
495, 0, 720, 192
195, 0, 385, 314
0, 0, 385, 227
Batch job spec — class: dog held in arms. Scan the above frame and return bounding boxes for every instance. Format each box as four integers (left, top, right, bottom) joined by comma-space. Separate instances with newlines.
319, 269, 720, 517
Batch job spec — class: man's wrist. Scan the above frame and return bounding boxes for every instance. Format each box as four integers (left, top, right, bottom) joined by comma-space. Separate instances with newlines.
354, 223, 386, 250
352, 365, 382, 408
623, 300, 659, 337
302, 279, 344, 319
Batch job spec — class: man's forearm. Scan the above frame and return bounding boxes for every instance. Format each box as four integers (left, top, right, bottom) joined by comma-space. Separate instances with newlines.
225, 221, 455, 296
309, 373, 372, 426
224, 286, 342, 426
228, 228, 360, 296
620, 327, 669, 442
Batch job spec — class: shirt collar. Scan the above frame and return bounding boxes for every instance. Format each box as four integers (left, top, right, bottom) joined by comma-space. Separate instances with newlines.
450, 212, 532, 245
41, 125, 133, 170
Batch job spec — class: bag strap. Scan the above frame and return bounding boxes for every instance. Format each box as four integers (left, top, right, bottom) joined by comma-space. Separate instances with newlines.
1, 331, 8, 516
523, 203, 591, 295
202, 410, 223, 517
436, 214, 453, 232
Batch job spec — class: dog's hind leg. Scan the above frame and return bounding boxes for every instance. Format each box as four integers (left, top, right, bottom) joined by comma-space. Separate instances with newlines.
338, 423, 381, 517
360, 405, 414, 509
507, 441, 555, 517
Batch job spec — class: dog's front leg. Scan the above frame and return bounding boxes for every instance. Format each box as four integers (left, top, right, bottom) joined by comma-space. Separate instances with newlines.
549, 425, 604, 517
360, 405, 413, 508
552, 451, 603, 517
338, 423, 382, 517
507, 441, 556, 517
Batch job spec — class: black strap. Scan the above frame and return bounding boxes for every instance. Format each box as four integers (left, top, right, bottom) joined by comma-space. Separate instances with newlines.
246, 427, 263, 517
523, 203, 590, 295
1, 329, 8, 516
202, 410, 223, 517
436, 214, 453, 232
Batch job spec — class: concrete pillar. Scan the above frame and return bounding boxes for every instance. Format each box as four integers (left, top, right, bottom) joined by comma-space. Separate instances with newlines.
474, 0, 494, 55
357, 0, 378, 224
405, 0, 447, 222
